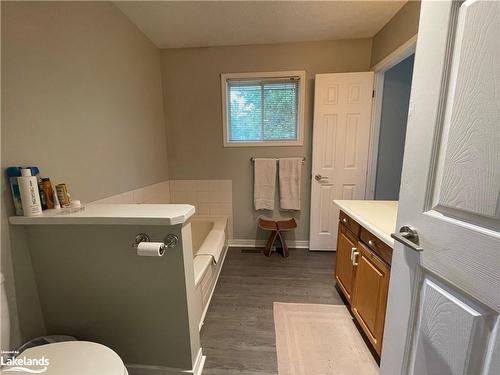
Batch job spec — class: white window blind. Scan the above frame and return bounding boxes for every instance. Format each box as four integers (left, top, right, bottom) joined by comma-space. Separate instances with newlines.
227, 78, 299, 142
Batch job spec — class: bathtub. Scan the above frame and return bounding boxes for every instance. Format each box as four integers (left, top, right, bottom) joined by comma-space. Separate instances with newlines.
190, 217, 228, 330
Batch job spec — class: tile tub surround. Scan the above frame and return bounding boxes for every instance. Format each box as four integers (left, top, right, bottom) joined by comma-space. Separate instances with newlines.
169, 180, 233, 239
91, 181, 171, 205
90, 179, 234, 238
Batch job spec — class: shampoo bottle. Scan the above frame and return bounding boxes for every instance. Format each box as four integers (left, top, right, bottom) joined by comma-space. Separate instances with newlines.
18, 168, 42, 216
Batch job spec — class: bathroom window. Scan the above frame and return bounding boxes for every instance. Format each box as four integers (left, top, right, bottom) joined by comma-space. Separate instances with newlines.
221, 71, 305, 147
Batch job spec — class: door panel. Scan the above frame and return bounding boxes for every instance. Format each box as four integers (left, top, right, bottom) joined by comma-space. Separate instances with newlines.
432, 0, 500, 223
344, 114, 359, 168
381, 1, 500, 374
322, 115, 337, 168
319, 185, 334, 233
342, 184, 356, 200
310, 72, 374, 250
410, 275, 496, 375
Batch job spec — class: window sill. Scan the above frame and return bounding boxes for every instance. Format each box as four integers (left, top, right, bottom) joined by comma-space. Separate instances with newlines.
223, 140, 304, 147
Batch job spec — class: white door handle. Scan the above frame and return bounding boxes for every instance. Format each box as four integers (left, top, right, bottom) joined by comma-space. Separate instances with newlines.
350, 247, 357, 261
352, 250, 360, 266
391, 226, 423, 252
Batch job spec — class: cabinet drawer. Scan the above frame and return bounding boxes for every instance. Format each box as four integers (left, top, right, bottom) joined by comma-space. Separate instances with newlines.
360, 227, 392, 265
340, 221, 358, 244
339, 211, 361, 237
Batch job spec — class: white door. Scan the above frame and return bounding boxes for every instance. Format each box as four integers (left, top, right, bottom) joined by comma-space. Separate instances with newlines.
309, 72, 374, 250
381, 1, 500, 374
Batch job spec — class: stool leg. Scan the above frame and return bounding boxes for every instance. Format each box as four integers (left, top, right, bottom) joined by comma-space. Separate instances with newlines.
264, 230, 278, 256
277, 231, 289, 257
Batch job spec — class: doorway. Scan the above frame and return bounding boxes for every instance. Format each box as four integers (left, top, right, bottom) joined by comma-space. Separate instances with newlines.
366, 36, 417, 200
374, 54, 415, 200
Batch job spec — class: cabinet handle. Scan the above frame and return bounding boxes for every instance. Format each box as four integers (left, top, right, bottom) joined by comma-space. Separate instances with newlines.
352, 250, 360, 266
342, 218, 347, 224
350, 247, 357, 261
368, 240, 374, 247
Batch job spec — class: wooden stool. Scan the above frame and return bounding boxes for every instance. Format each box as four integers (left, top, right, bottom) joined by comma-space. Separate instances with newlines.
258, 217, 297, 257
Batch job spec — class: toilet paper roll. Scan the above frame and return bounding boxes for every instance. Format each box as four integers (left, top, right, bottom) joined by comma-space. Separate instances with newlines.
137, 242, 165, 257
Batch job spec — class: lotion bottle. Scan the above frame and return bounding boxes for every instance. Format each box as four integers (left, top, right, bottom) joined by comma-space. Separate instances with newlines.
18, 168, 42, 216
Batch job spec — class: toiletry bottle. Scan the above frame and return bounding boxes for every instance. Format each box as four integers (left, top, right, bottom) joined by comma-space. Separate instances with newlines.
40, 178, 55, 209
55, 183, 71, 208
53, 189, 61, 210
38, 182, 48, 210
7, 166, 40, 215
6, 167, 24, 215
18, 168, 42, 216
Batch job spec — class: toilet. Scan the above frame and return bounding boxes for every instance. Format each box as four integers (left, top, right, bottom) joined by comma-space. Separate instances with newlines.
1, 273, 128, 374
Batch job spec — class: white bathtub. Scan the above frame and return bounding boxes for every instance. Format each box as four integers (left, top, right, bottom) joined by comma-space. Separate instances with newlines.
190, 217, 228, 330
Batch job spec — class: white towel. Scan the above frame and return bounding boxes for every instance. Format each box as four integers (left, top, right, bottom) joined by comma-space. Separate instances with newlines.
279, 158, 302, 210
254, 158, 277, 210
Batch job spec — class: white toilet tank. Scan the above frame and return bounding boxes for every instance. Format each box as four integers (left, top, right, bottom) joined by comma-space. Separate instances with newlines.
1, 272, 10, 353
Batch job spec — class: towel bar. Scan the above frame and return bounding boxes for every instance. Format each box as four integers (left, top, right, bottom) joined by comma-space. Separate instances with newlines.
250, 157, 305, 164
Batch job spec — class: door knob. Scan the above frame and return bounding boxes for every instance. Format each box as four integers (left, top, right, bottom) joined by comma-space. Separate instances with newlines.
315, 174, 328, 182
391, 226, 423, 252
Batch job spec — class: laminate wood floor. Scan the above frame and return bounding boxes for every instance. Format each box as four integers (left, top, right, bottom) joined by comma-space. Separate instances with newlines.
200, 247, 345, 375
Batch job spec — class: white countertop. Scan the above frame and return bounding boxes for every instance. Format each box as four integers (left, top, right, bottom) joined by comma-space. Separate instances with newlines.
9, 204, 195, 226
333, 200, 398, 246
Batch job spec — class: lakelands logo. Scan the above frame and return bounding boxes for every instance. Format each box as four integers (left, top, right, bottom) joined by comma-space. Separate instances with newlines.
1, 352, 49, 373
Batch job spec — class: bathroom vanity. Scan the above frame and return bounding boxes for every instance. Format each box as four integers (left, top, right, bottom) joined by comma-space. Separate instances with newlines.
332, 200, 397, 356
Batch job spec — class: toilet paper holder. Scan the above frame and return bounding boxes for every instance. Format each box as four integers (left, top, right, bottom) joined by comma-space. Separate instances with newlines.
132, 233, 179, 248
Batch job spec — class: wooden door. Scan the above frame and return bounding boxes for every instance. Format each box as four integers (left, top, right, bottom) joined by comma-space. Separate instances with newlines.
309, 72, 374, 250
381, 1, 500, 374
334, 224, 357, 302
351, 242, 390, 355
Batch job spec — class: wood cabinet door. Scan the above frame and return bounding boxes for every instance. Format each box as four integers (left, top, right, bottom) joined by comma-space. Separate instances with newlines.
334, 223, 357, 302
351, 242, 390, 355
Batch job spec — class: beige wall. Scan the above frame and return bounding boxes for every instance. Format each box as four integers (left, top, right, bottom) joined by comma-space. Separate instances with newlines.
1, 1, 168, 347
160, 40, 373, 241
371, 0, 421, 67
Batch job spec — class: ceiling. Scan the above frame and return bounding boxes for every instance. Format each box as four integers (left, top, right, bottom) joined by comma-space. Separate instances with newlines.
114, 1, 406, 49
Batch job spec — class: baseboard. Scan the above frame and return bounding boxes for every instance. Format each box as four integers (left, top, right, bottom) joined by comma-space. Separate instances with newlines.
227, 239, 310, 249
126, 348, 205, 375
191, 349, 205, 375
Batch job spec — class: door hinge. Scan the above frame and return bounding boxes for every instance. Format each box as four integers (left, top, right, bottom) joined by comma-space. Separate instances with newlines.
372, 90, 375, 98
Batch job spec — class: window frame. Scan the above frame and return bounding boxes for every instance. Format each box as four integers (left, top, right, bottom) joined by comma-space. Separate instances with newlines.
221, 70, 306, 147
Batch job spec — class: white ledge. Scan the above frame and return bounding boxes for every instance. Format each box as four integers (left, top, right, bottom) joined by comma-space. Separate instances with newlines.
333, 200, 398, 246
9, 204, 195, 226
